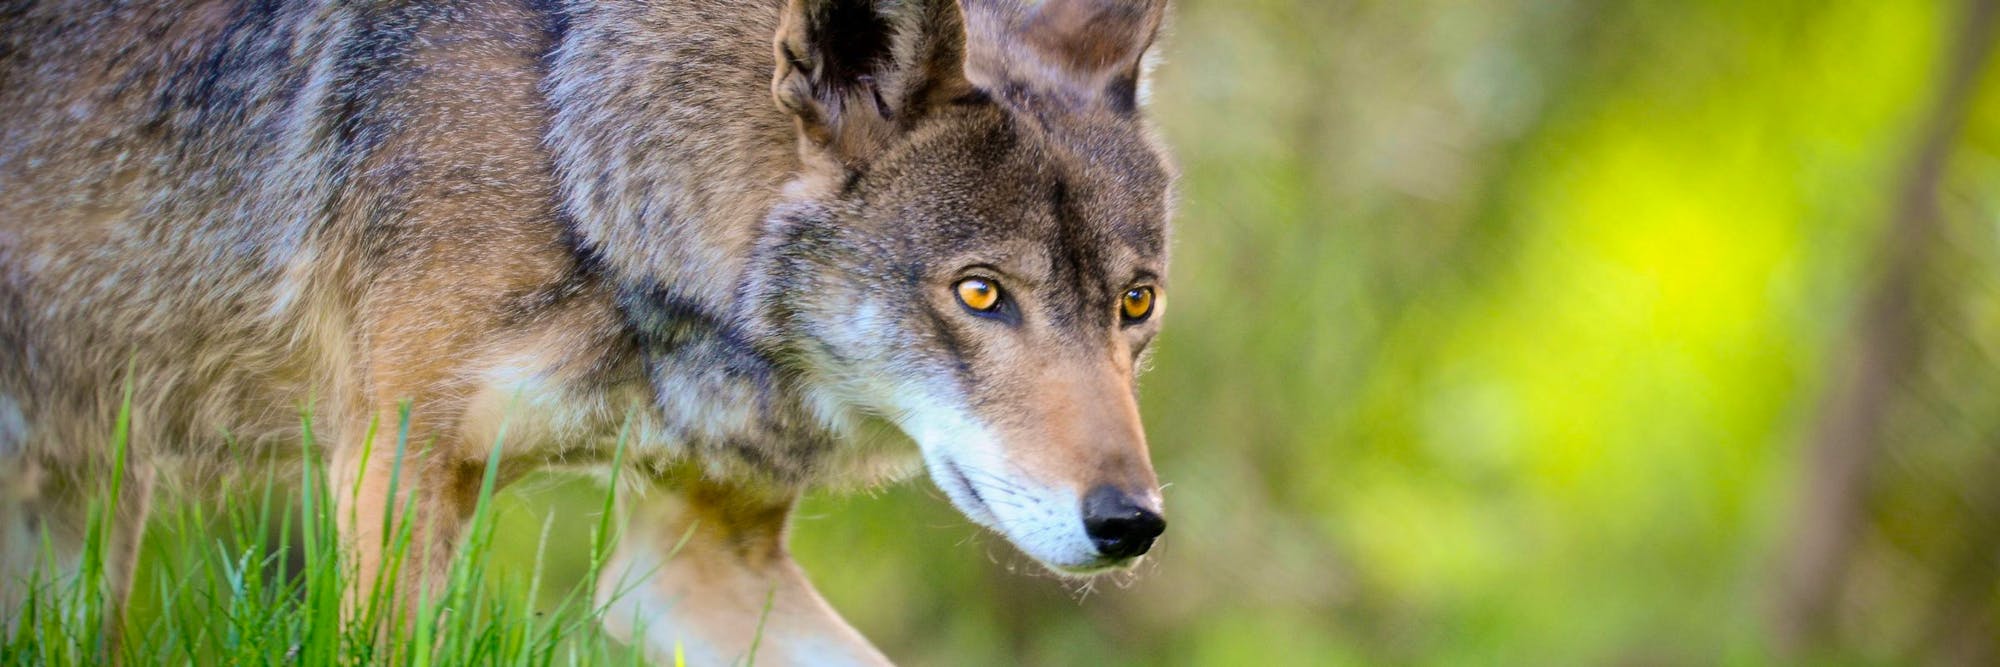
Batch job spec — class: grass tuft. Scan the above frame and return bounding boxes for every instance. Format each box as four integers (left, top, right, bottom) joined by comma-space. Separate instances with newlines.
1, 405, 644, 666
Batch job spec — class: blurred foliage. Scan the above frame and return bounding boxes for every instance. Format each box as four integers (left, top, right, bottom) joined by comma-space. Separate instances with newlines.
476, 0, 2000, 664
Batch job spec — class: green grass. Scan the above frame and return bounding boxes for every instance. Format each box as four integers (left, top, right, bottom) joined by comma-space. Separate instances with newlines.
1, 393, 654, 666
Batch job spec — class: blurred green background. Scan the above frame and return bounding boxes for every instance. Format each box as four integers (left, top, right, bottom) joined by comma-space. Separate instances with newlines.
496, 0, 2000, 664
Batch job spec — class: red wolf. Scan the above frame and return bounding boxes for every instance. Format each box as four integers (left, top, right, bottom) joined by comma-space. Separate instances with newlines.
0, 0, 1174, 661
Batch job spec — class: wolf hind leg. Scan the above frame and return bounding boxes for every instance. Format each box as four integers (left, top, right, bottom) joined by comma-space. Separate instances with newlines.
598, 475, 890, 667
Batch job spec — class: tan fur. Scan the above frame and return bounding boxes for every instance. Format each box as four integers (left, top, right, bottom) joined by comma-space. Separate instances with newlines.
603, 474, 891, 666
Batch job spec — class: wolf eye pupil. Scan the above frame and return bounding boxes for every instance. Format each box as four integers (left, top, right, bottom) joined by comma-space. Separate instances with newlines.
1121, 287, 1155, 322
956, 278, 1000, 312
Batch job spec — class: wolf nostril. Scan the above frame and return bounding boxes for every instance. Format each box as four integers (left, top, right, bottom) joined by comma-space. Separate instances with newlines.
1081, 485, 1166, 560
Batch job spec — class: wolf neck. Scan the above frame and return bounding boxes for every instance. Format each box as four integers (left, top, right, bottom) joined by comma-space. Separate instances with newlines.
547, 0, 798, 314
544, 0, 854, 485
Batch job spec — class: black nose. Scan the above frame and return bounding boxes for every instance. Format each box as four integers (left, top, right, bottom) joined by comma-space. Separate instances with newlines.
1081, 485, 1166, 560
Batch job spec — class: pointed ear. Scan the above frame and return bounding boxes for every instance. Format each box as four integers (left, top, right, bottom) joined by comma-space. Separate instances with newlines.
773, 0, 976, 164
965, 0, 1166, 113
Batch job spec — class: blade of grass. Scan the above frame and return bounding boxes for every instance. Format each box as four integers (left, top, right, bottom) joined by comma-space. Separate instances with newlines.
742, 586, 777, 667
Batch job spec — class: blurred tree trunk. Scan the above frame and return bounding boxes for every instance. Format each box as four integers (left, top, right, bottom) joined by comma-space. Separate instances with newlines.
1770, 0, 2000, 655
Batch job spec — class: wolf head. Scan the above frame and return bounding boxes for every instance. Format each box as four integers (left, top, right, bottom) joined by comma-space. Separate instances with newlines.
750, 0, 1173, 574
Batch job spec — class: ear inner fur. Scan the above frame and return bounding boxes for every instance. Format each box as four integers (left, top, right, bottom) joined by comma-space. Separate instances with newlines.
771, 0, 975, 163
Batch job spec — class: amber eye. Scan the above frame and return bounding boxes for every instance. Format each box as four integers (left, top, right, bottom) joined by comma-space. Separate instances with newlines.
955, 277, 1002, 312
1121, 286, 1156, 322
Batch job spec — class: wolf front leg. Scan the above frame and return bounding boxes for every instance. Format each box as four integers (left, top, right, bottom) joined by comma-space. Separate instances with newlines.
328, 406, 485, 628
599, 475, 890, 666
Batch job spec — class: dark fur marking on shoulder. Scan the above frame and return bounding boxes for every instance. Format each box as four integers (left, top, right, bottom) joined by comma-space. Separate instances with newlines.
733, 211, 837, 385
757, 207, 840, 327
145, 0, 303, 149
523, 0, 571, 49
560, 217, 613, 280
325, 3, 429, 159
503, 259, 593, 328
619, 282, 784, 405
620, 285, 722, 351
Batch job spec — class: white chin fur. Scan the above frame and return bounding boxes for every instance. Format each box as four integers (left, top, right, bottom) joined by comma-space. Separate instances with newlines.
893, 393, 1106, 573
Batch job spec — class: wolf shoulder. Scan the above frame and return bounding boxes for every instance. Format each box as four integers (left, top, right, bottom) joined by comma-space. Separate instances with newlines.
0, 0, 635, 452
